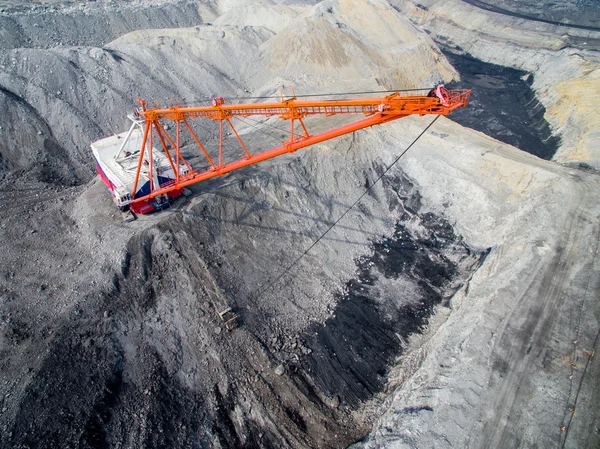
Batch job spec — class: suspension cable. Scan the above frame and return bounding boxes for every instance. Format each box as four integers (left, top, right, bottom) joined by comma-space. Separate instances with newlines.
250, 115, 440, 301
223, 87, 433, 102
176, 87, 436, 107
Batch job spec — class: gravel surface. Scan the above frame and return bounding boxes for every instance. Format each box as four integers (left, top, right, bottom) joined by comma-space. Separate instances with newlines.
0, 1, 598, 448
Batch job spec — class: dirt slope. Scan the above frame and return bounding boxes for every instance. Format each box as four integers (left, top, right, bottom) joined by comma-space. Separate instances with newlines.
353, 117, 600, 449
0, 1, 472, 447
0, 1, 598, 448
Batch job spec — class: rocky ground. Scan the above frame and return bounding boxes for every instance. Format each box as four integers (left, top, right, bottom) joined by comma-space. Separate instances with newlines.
0, 1, 598, 448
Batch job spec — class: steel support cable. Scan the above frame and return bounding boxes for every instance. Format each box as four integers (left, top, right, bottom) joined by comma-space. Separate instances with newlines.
560, 221, 600, 448
250, 115, 440, 301
236, 115, 290, 140
234, 116, 286, 149
223, 87, 434, 102
175, 88, 435, 107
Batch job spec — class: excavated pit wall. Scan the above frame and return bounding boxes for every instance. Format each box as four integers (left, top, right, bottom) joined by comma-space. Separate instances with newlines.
441, 51, 560, 160
1, 163, 486, 448
0, 1, 576, 447
0, 0, 216, 186
388, 0, 600, 164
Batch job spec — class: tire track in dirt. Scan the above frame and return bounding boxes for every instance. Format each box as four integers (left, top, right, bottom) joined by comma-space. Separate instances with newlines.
475, 175, 597, 448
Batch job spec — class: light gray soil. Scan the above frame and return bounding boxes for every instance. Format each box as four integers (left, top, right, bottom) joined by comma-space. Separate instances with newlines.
461, 0, 600, 29
0, 1, 598, 448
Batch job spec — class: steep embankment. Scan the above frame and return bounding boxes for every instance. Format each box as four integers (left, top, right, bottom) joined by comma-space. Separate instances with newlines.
353, 115, 600, 449
442, 51, 561, 160
352, 2, 600, 448
0, 0, 216, 184
389, 0, 600, 166
1, 0, 598, 448
0, 0, 216, 50
0, 1, 481, 448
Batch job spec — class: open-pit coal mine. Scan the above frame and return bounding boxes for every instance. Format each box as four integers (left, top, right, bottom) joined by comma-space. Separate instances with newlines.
0, 1, 599, 449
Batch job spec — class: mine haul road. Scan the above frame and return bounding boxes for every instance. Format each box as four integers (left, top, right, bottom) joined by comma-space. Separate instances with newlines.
473, 168, 600, 449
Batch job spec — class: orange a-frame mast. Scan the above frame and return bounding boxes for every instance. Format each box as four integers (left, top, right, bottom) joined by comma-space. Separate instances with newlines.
130, 87, 471, 206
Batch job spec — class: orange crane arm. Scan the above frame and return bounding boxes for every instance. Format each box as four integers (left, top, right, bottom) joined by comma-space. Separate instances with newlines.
141, 90, 469, 121
130, 87, 471, 209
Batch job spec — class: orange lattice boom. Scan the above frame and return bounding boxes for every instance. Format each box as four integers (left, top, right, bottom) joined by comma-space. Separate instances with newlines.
91, 86, 471, 214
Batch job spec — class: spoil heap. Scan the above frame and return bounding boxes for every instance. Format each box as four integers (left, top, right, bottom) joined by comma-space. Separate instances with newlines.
0, 1, 598, 448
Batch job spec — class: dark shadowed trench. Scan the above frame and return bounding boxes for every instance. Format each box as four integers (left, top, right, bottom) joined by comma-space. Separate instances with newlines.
442, 50, 561, 160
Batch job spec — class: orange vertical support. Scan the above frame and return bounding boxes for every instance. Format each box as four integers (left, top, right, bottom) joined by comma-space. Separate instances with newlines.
148, 122, 154, 194
219, 119, 223, 168
176, 120, 180, 182
132, 121, 151, 198
154, 122, 178, 176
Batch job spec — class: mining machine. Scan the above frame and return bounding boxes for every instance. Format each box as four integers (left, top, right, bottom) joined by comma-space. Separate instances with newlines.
91, 85, 470, 215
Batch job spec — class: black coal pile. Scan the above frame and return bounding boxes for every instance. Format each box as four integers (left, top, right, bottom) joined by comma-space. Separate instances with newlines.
443, 51, 560, 160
